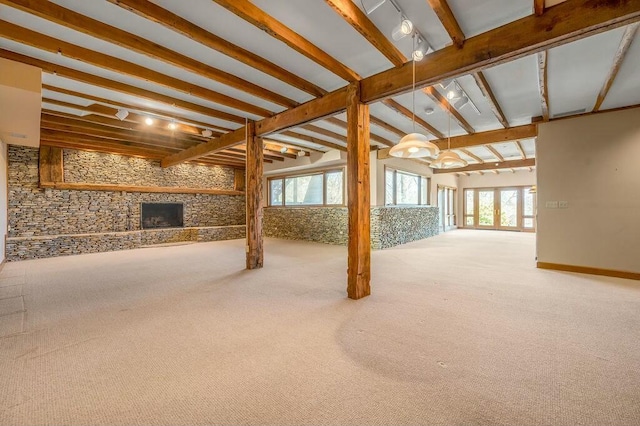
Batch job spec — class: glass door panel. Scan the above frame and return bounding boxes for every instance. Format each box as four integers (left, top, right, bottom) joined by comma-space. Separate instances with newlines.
478, 190, 495, 227
499, 189, 519, 228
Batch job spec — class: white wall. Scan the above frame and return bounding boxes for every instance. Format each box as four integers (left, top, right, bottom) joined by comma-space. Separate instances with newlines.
0, 139, 7, 263
536, 108, 640, 273
456, 169, 537, 222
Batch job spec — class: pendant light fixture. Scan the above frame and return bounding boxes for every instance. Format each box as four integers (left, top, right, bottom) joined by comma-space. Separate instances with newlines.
430, 108, 467, 169
390, 39, 440, 159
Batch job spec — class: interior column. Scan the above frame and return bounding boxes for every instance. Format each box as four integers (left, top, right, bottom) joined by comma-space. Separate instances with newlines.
346, 82, 371, 299
245, 121, 263, 269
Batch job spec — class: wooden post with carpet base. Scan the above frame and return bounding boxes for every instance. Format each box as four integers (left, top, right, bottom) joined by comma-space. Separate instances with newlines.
245, 121, 263, 270
346, 82, 371, 299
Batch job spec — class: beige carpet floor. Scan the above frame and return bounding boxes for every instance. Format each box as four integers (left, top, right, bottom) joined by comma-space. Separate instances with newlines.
0, 230, 639, 425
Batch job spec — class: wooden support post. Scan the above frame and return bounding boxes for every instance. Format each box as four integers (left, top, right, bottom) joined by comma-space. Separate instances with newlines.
346, 82, 370, 300
245, 121, 263, 269
234, 168, 245, 192
39, 146, 63, 185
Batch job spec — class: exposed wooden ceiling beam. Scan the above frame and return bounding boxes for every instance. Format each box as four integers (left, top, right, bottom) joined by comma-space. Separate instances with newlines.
211, 0, 360, 82
431, 124, 537, 150
324, 0, 406, 67
0, 49, 246, 125
426, 0, 465, 48
381, 99, 446, 138
42, 98, 220, 140
593, 23, 639, 111
105, 0, 326, 98
485, 145, 505, 162
43, 84, 233, 133
322, 117, 394, 146
41, 131, 178, 156
361, 0, 640, 102
300, 124, 347, 143
253, 0, 640, 136
537, 51, 550, 121
261, 139, 325, 153
472, 72, 510, 128
369, 116, 405, 137
162, 127, 247, 168
422, 86, 475, 134
459, 148, 484, 163
432, 158, 536, 173
41, 112, 202, 149
0, 0, 297, 109
514, 140, 527, 159
281, 131, 347, 152
0, 21, 273, 118
534, 0, 546, 16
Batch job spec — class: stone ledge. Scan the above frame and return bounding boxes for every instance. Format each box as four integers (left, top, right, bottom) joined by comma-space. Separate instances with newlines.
6, 225, 246, 261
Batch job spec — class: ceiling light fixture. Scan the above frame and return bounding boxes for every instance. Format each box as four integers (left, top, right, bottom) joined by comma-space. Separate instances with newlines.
430, 109, 467, 169
425, 107, 435, 115
360, 0, 386, 14
167, 120, 177, 130
201, 129, 213, 138
391, 17, 413, 41
412, 37, 431, 62
297, 150, 306, 157
444, 80, 481, 114
280, 146, 288, 154
144, 117, 154, 126
115, 109, 129, 121
453, 95, 469, 109
390, 45, 439, 159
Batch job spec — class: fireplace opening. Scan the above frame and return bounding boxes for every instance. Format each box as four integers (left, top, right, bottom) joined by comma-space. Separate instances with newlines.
141, 203, 184, 229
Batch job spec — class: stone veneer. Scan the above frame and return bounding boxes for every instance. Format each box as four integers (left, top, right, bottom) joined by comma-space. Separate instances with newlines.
7, 146, 245, 260
264, 205, 439, 249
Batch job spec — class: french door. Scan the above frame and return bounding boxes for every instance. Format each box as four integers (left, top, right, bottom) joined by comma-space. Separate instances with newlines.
438, 186, 456, 231
464, 186, 536, 231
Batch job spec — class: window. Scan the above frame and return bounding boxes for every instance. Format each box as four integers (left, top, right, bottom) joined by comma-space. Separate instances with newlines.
268, 169, 344, 206
462, 186, 536, 231
385, 168, 429, 205
438, 186, 457, 230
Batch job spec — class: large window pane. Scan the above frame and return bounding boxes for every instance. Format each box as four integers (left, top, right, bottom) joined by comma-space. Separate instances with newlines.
500, 189, 518, 227
524, 188, 535, 216
270, 179, 283, 206
421, 177, 428, 205
385, 169, 394, 205
465, 190, 474, 215
478, 190, 494, 226
325, 171, 343, 205
285, 174, 323, 205
465, 216, 474, 226
396, 172, 419, 205
523, 218, 534, 228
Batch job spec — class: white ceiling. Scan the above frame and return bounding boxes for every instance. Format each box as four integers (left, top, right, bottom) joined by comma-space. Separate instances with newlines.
1, 0, 638, 164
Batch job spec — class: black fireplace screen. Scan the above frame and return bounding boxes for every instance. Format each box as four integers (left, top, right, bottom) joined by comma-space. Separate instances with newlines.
141, 203, 184, 229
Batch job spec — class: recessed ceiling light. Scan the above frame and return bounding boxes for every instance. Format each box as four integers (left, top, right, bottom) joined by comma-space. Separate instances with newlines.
168, 121, 177, 130
201, 129, 213, 138
144, 117, 154, 126
425, 107, 435, 115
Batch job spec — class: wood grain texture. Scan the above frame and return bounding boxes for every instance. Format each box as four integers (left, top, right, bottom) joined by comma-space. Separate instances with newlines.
0, 49, 246, 124
534, 0, 545, 16
0, 20, 273, 117
325, 0, 406, 67
212, 0, 360, 82
430, 124, 537, 150
361, 0, 640, 102
537, 262, 640, 281
161, 128, 246, 168
432, 158, 535, 173
593, 23, 639, 111
39, 146, 63, 185
473, 72, 510, 128
0, 0, 297, 108
538, 51, 550, 121
105, 0, 326, 98
234, 169, 246, 192
422, 86, 475, 134
38, 182, 245, 195
426, 0, 465, 47
346, 83, 371, 300
245, 121, 264, 270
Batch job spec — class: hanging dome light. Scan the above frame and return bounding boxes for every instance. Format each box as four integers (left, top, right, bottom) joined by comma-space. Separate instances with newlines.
430, 150, 467, 168
390, 132, 439, 158
430, 107, 467, 169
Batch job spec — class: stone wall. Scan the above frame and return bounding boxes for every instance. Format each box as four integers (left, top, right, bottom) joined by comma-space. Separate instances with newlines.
63, 150, 234, 188
264, 207, 348, 245
264, 206, 439, 249
7, 146, 245, 260
370, 206, 439, 249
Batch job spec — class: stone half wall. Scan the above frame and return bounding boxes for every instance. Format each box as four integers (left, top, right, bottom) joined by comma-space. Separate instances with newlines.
264, 206, 439, 249
7, 146, 246, 260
